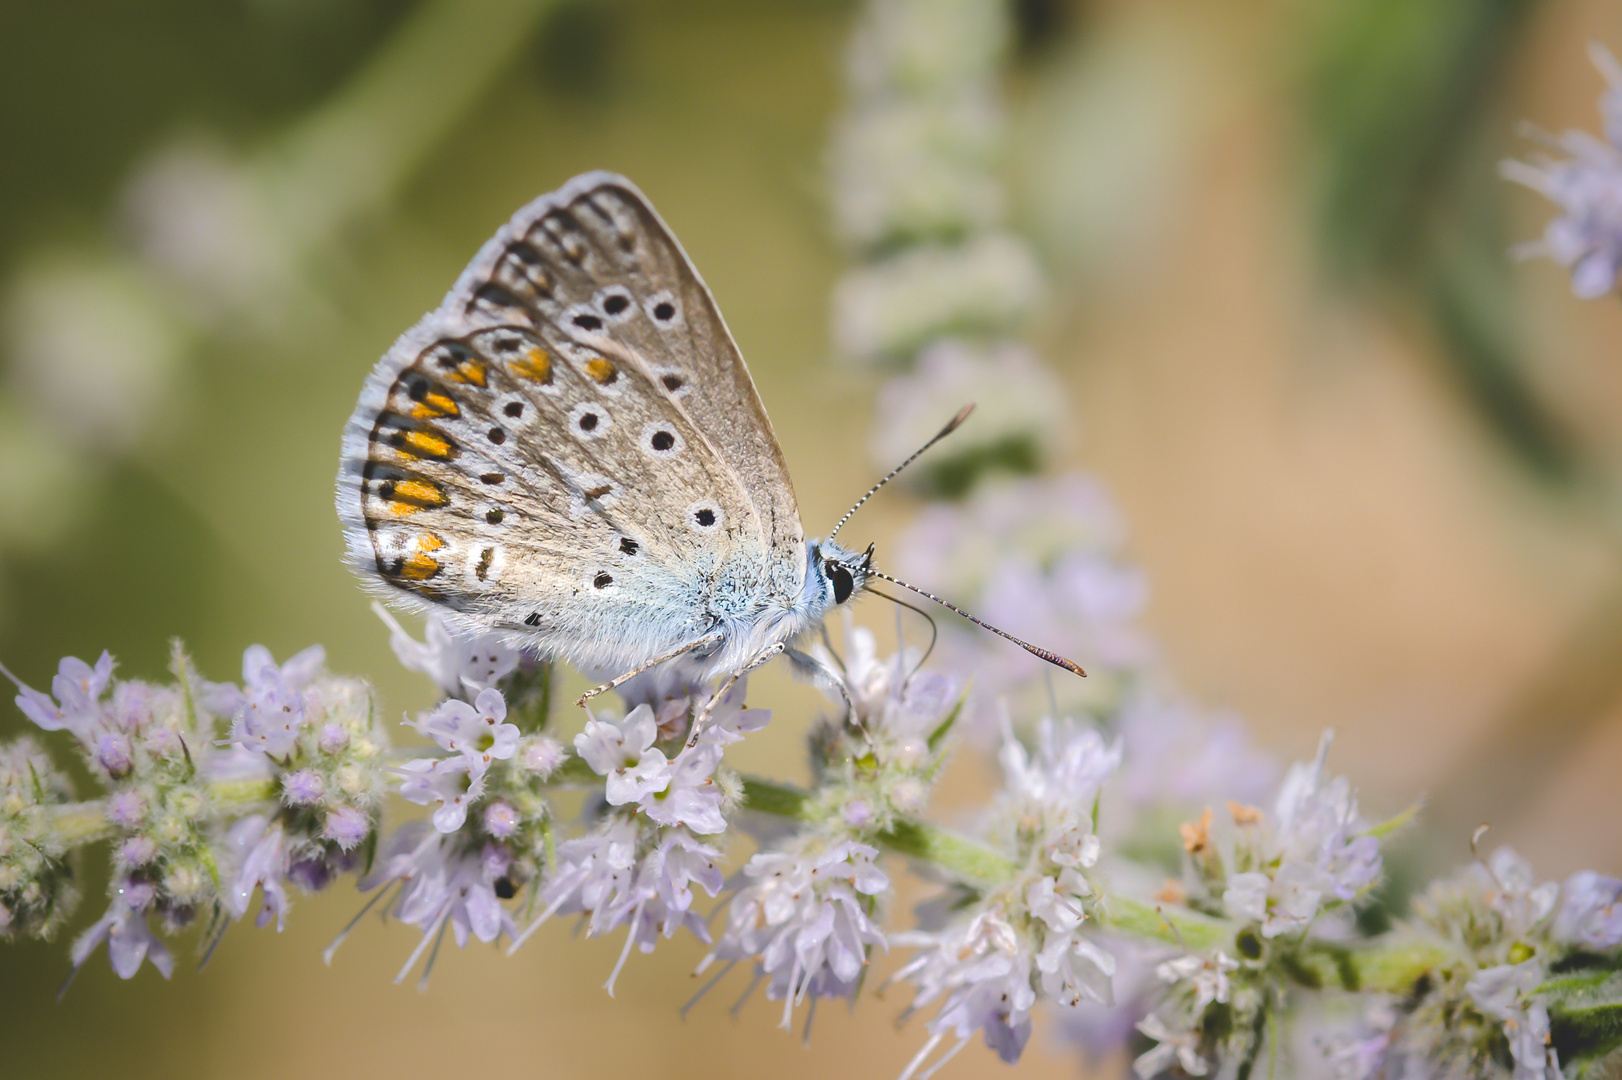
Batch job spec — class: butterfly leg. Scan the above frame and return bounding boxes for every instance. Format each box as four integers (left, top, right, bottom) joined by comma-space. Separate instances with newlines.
784, 647, 856, 725
574, 632, 725, 707
685, 642, 786, 748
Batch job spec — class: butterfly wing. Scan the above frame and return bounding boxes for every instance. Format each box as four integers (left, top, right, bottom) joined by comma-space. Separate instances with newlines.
336, 173, 805, 673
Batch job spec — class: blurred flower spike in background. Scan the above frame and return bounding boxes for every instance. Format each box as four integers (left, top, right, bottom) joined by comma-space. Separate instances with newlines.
6, 1, 1622, 1080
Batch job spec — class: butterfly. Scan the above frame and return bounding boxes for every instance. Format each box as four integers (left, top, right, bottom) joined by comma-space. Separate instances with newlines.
336, 172, 1080, 730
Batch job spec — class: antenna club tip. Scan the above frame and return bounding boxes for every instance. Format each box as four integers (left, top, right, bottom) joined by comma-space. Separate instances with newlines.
945, 403, 976, 432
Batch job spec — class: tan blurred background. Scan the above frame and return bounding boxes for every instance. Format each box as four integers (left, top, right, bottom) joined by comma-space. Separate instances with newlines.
2, 0, 1621, 1077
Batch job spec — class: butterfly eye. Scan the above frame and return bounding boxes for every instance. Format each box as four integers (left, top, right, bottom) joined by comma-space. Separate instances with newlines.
827, 561, 854, 605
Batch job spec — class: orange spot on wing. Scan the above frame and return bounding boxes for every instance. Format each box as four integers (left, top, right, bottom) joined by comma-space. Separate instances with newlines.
448, 360, 487, 387
411, 392, 460, 420
584, 358, 616, 385
397, 430, 454, 460
399, 533, 446, 579
392, 479, 446, 506
509, 348, 552, 384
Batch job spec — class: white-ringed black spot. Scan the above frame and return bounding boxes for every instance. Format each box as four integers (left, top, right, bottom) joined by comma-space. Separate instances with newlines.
488, 427, 506, 445
593, 572, 613, 589
503, 401, 524, 418
475, 548, 495, 581
640, 422, 684, 459
643, 290, 682, 327
567, 401, 611, 440
662, 374, 683, 391
524, 612, 541, 627
687, 500, 722, 531
481, 472, 505, 485
570, 309, 602, 331
486, 508, 504, 524
619, 536, 639, 555
596, 287, 635, 322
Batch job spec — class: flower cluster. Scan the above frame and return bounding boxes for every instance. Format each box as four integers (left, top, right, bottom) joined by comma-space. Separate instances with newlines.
892, 718, 1120, 1076
1503, 43, 1622, 299
1128, 735, 1386, 1077
1, 641, 390, 980
1343, 847, 1622, 1080
0, 735, 79, 940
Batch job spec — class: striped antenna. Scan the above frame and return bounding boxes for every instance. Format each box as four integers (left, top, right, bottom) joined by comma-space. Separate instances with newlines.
826, 404, 975, 541
865, 568, 1087, 678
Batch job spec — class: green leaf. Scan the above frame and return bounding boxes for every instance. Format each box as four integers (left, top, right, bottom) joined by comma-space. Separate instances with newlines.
1361, 801, 1422, 840
926, 694, 966, 753
1541, 969, 1622, 1065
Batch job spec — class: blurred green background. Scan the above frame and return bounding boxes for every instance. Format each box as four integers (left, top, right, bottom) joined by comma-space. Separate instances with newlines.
3, 1, 1622, 1077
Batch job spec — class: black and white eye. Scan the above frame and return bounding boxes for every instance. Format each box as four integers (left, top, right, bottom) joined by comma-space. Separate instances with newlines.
567, 402, 611, 440
640, 422, 684, 458
565, 304, 604, 333
687, 500, 722, 531
643, 290, 682, 328
595, 287, 636, 323
826, 560, 854, 605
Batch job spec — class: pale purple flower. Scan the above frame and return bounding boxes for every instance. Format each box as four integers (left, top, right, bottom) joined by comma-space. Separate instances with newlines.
105, 790, 146, 829
322, 805, 368, 850
1466, 959, 1559, 1080
521, 821, 721, 993
374, 604, 517, 697
397, 755, 484, 833
998, 716, 1120, 820
223, 815, 290, 930
894, 910, 1039, 1076
1134, 1011, 1209, 1078
414, 687, 518, 769
1154, 951, 1238, 1013
5, 652, 115, 741
95, 732, 133, 778
818, 621, 959, 766
1555, 870, 1622, 949
206, 644, 324, 758
281, 769, 324, 806
356, 823, 518, 982
517, 735, 566, 777
1502, 45, 1622, 299
114, 836, 158, 871
481, 798, 519, 839
701, 839, 889, 1026
1481, 847, 1560, 937
69, 893, 174, 980
575, 705, 728, 834
317, 724, 349, 754
575, 705, 668, 804
1221, 734, 1382, 936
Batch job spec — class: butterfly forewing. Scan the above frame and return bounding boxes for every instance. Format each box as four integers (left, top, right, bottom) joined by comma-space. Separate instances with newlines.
338, 173, 806, 673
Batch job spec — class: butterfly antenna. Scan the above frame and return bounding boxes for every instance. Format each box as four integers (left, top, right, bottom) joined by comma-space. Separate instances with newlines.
865, 569, 1087, 678
827, 404, 975, 541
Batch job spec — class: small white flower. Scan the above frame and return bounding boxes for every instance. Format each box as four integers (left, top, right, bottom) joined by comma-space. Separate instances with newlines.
1154, 951, 1238, 1012
1555, 870, 1622, 949
69, 894, 174, 981
1134, 1010, 1209, 1077
396, 756, 484, 833
702, 839, 888, 1026
414, 687, 518, 769
575, 705, 667, 803
373, 605, 517, 697
223, 815, 290, 930
1466, 959, 1559, 1080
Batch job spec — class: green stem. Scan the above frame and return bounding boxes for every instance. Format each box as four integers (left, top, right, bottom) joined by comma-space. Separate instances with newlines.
48, 778, 279, 848
737, 774, 1448, 996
